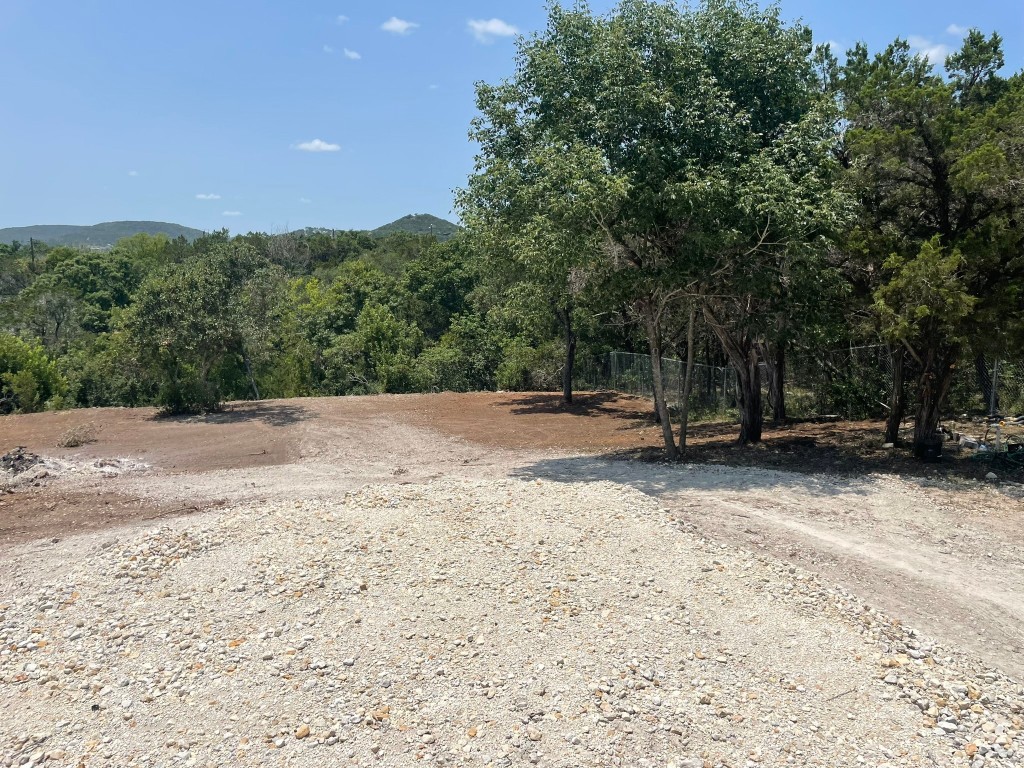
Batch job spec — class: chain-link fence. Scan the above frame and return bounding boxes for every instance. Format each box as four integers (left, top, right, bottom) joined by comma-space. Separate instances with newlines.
949, 359, 1024, 417
1001, 363, 1024, 415
575, 349, 1024, 421
575, 352, 739, 418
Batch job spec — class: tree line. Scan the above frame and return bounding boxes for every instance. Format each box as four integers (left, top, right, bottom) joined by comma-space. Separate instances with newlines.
0, 228, 629, 416
1, 0, 1022, 461
461, 0, 1024, 458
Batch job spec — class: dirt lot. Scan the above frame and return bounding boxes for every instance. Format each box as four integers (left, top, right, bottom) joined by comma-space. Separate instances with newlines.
1, 392, 1022, 667
1, 393, 1023, 766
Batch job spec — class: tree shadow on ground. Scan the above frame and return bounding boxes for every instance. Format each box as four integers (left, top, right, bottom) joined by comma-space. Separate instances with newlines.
152, 402, 312, 428
685, 418, 1024, 486
506, 392, 655, 425
511, 451, 876, 498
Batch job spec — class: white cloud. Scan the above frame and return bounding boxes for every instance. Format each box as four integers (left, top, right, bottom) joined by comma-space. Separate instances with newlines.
343, 48, 361, 60
947, 24, 966, 36
468, 18, 518, 43
127, 170, 139, 177
336, 15, 349, 25
299, 197, 312, 204
381, 16, 418, 35
294, 139, 341, 152
222, 211, 242, 217
908, 35, 951, 63
196, 193, 221, 200
323, 44, 335, 54
429, 84, 439, 90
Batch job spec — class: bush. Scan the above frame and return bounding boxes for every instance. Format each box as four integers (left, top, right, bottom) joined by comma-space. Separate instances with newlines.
60, 334, 156, 408
496, 339, 563, 392
316, 305, 427, 395
419, 344, 471, 392
57, 422, 100, 448
157, 371, 222, 414
0, 334, 67, 413
419, 314, 503, 392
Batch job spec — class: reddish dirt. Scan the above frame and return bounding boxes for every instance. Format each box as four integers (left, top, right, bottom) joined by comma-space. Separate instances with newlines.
0, 490, 200, 547
1, 392, 1016, 549
3, 391, 1023, 675
0, 403, 302, 473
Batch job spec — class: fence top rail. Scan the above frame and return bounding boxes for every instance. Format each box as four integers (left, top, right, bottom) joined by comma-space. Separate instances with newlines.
610, 352, 731, 375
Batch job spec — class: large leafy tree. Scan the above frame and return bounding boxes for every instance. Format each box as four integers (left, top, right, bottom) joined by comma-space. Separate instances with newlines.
460, 147, 609, 405
841, 33, 1024, 453
463, 0, 847, 455
119, 244, 284, 412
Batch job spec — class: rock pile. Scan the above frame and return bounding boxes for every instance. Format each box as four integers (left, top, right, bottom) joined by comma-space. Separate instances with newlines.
0, 447, 42, 475
1, 478, 1020, 767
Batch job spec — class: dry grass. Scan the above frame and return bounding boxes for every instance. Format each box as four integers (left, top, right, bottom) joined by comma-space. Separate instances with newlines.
56, 422, 100, 449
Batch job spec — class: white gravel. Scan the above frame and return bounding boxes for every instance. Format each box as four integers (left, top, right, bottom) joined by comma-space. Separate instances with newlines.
1, 476, 1022, 767
1, 456, 149, 491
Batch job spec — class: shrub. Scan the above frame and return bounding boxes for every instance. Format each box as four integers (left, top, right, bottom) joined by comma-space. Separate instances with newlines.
496, 339, 563, 392
60, 334, 156, 408
57, 422, 100, 448
419, 314, 503, 392
0, 334, 67, 413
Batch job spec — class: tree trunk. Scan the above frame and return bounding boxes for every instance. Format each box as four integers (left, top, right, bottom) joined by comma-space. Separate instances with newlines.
734, 353, 763, 445
243, 351, 261, 401
974, 353, 998, 416
760, 341, 786, 424
912, 351, 957, 457
642, 305, 678, 460
885, 345, 906, 444
677, 307, 697, 454
703, 304, 763, 444
553, 303, 577, 405
561, 314, 577, 406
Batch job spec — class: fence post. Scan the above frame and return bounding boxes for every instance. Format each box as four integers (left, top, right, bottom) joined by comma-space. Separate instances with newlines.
990, 359, 999, 417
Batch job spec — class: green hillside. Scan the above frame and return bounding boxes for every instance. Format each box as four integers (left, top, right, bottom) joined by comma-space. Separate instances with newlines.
372, 214, 460, 241
0, 221, 204, 248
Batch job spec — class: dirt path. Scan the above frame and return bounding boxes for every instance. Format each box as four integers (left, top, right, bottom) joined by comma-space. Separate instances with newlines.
515, 456, 1024, 676
2, 392, 1022, 684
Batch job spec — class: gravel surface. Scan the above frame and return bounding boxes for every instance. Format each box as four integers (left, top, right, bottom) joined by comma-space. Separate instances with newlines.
2, 476, 1022, 767
1, 455, 149, 492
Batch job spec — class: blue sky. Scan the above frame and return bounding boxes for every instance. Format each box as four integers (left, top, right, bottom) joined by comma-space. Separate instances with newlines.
1, 1, 1021, 234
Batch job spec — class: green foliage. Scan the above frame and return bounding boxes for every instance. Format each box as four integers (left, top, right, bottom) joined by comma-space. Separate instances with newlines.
60, 334, 153, 408
419, 314, 503, 392
874, 238, 977, 351
496, 338, 564, 393
41, 247, 137, 332
462, 0, 852, 447
402, 237, 477, 339
119, 244, 283, 413
324, 305, 426, 395
108, 234, 175, 281
0, 334, 66, 413
841, 32, 1024, 444
0, 242, 35, 301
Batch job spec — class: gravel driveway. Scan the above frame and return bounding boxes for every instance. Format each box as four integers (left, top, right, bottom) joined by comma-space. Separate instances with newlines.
2, 475, 1022, 766
1, 401, 1022, 767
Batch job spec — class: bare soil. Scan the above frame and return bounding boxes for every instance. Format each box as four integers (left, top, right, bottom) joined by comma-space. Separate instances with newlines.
2, 392, 1022, 678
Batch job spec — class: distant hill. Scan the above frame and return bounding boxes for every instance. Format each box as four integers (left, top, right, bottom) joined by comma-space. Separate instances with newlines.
0, 221, 204, 248
372, 214, 460, 241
